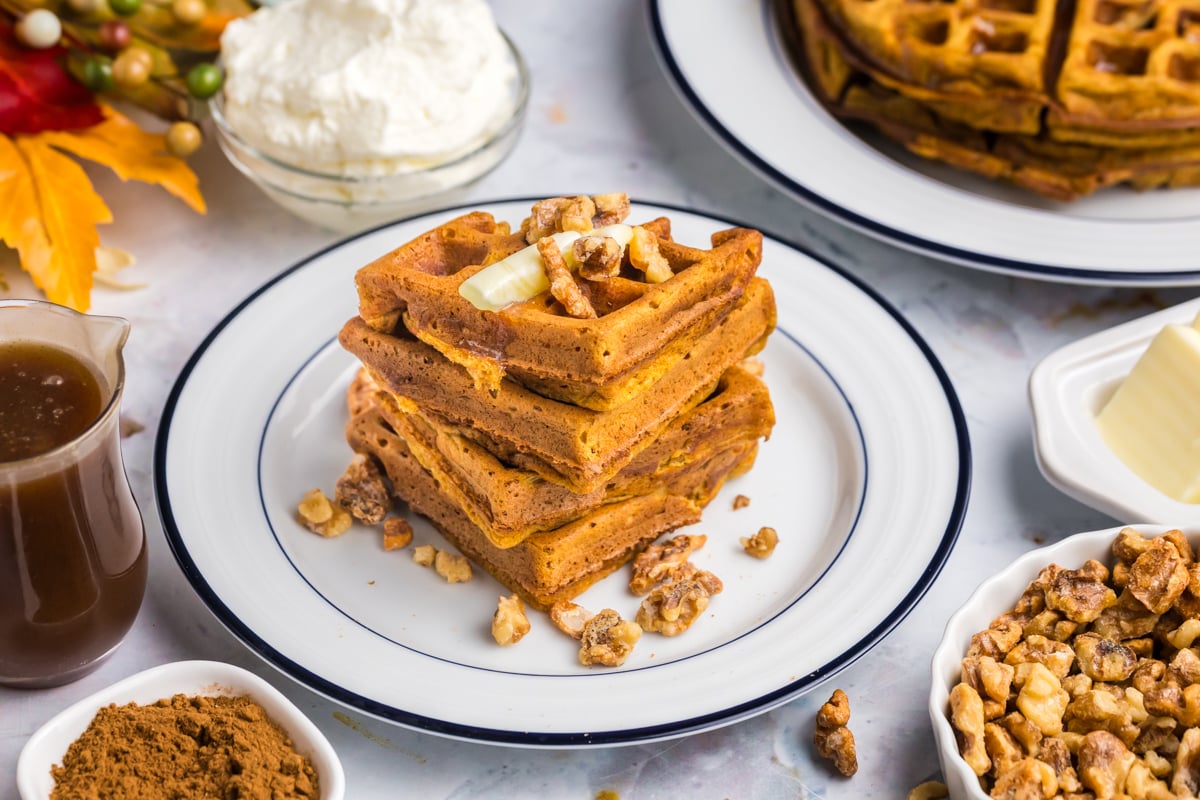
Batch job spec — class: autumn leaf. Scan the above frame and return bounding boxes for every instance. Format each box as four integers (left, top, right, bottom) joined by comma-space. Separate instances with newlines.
0, 21, 103, 135
0, 133, 52, 280
9, 135, 112, 311
41, 105, 206, 213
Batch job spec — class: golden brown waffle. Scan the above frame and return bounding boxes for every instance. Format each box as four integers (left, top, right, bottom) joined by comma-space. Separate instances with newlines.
339, 277, 776, 495
347, 403, 758, 611
353, 210, 765, 411
355, 364, 775, 549
783, 0, 1200, 198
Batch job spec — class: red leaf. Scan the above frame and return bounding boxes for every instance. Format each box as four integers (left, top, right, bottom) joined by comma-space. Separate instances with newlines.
0, 21, 102, 135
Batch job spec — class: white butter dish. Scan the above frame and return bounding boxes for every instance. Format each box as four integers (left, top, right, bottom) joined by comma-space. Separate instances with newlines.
1028, 296, 1200, 526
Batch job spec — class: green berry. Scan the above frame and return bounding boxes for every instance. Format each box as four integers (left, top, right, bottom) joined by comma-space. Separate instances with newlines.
107, 0, 141, 17
185, 62, 223, 99
81, 57, 114, 91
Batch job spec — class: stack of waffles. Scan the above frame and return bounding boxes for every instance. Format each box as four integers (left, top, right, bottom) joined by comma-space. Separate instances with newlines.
780, 0, 1200, 199
338, 196, 776, 611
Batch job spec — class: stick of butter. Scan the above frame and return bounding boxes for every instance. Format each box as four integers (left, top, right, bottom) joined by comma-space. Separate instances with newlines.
1096, 313, 1200, 503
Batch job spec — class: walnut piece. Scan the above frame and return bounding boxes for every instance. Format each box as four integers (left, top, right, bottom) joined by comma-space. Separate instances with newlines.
523, 197, 572, 243
382, 517, 413, 551
1127, 537, 1190, 614
296, 488, 352, 538
573, 235, 623, 281
491, 595, 530, 646
629, 534, 707, 595
950, 683, 991, 776
591, 192, 630, 227
411, 544, 436, 567
905, 781, 948, 800
628, 226, 673, 284
635, 568, 723, 636
814, 689, 858, 777
740, 526, 778, 559
578, 609, 642, 667
434, 550, 473, 583
549, 601, 592, 640
335, 453, 391, 525
558, 195, 596, 233
732, 494, 751, 510
537, 236, 596, 319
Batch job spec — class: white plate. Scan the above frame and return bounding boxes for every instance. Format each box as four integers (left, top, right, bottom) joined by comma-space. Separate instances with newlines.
1029, 297, 1200, 526
155, 199, 969, 746
648, 1, 1200, 284
16, 660, 345, 800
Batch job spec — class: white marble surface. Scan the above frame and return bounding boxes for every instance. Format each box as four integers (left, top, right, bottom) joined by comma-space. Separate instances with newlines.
2, 1, 1198, 797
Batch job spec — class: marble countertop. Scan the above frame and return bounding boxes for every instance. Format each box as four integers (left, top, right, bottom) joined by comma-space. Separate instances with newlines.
3, 1, 1196, 797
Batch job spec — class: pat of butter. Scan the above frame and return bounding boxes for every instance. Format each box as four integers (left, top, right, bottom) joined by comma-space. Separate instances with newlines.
1096, 314, 1200, 503
459, 224, 633, 312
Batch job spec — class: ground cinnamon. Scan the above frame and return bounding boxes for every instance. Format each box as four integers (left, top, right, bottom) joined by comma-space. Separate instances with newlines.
50, 693, 321, 800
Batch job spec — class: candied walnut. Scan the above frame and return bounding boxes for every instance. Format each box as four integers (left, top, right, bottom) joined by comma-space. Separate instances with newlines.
969, 620, 1025, 660
1169, 647, 1200, 686
1128, 538, 1190, 614
1078, 730, 1137, 796
523, 197, 571, 242
558, 195, 596, 233
814, 689, 857, 777
636, 570, 723, 636
1144, 681, 1200, 726
1038, 736, 1082, 793
629, 534, 707, 595
591, 192, 630, 227
1091, 592, 1161, 642
1065, 690, 1138, 746
1163, 529, 1195, 564
1045, 561, 1118, 624
1015, 662, 1069, 736
906, 782, 948, 800
1000, 712, 1044, 754
1062, 673, 1093, 698
1074, 633, 1137, 683
335, 453, 391, 525
962, 655, 1016, 705
740, 526, 778, 559
411, 544, 436, 567
382, 517, 413, 551
433, 550, 472, 583
1124, 759, 1174, 799
990, 757, 1057, 799
984, 723, 1025, 777
573, 235, 623, 281
1005, 635, 1076, 680
1023, 610, 1080, 643
537, 236, 596, 319
1114, 527, 1154, 563
950, 683, 991, 776
296, 488, 352, 538
1173, 727, 1200, 795
628, 226, 673, 284
578, 609, 641, 667
1132, 659, 1167, 695
491, 594, 530, 646
732, 494, 751, 510
1132, 715, 1178, 754
549, 601, 592, 640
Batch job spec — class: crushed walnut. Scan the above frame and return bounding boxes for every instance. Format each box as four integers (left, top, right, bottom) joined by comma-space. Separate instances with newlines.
814, 689, 858, 777
636, 566, 723, 636
520, 193, 631, 243
574, 235, 623, 281
949, 526, 1200, 797
335, 453, 391, 525
492, 594, 531, 646
591, 192, 630, 227
578, 609, 642, 667
629, 534, 707, 595
296, 488, 352, 538
906, 781, 948, 800
537, 236, 596, 319
549, 601, 592, 640
411, 544, 436, 567
733, 494, 751, 511
628, 226, 672, 284
434, 550, 473, 583
382, 517, 413, 551
741, 526, 778, 559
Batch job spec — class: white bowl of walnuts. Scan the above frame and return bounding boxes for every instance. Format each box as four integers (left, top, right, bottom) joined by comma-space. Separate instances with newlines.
930, 523, 1200, 798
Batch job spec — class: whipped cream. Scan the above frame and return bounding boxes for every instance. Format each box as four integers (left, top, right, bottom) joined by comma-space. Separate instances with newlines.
219, 0, 519, 176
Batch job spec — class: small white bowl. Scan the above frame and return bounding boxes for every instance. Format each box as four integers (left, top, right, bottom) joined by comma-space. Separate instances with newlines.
929, 523, 1190, 799
16, 660, 345, 800
209, 31, 529, 234
1029, 297, 1200, 526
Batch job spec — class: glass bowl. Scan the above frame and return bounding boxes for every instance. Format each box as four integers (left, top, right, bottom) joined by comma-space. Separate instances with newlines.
209, 31, 528, 233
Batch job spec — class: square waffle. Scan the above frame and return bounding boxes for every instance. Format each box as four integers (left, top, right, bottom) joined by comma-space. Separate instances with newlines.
354, 363, 775, 549
352, 209, 765, 411
339, 277, 776, 495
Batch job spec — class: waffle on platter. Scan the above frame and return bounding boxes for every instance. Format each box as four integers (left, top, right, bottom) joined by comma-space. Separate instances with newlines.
357, 364, 775, 549
354, 209, 764, 410
782, 0, 1200, 198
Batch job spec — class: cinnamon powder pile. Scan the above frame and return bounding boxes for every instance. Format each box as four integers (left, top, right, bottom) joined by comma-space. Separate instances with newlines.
50, 693, 320, 800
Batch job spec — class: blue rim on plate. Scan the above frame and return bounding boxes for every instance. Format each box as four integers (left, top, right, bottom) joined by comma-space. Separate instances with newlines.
154, 197, 971, 746
646, 2, 1200, 285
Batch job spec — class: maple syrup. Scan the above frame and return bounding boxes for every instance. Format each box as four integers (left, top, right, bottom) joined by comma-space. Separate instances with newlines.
0, 338, 146, 688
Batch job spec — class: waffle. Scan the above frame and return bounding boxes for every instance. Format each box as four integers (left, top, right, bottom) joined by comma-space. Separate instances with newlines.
339, 277, 776, 495
357, 364, 775, 548
783, 0, 1200, 198
352, 210, 765, 411
347, 401, 759, 611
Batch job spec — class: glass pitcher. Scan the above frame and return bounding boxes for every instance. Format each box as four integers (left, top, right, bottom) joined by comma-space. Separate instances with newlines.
0, 300, 147, 688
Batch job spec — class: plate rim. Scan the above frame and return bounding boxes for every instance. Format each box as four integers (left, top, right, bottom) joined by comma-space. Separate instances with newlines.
154, 195, 972, 747
645, 1, 1200, 285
